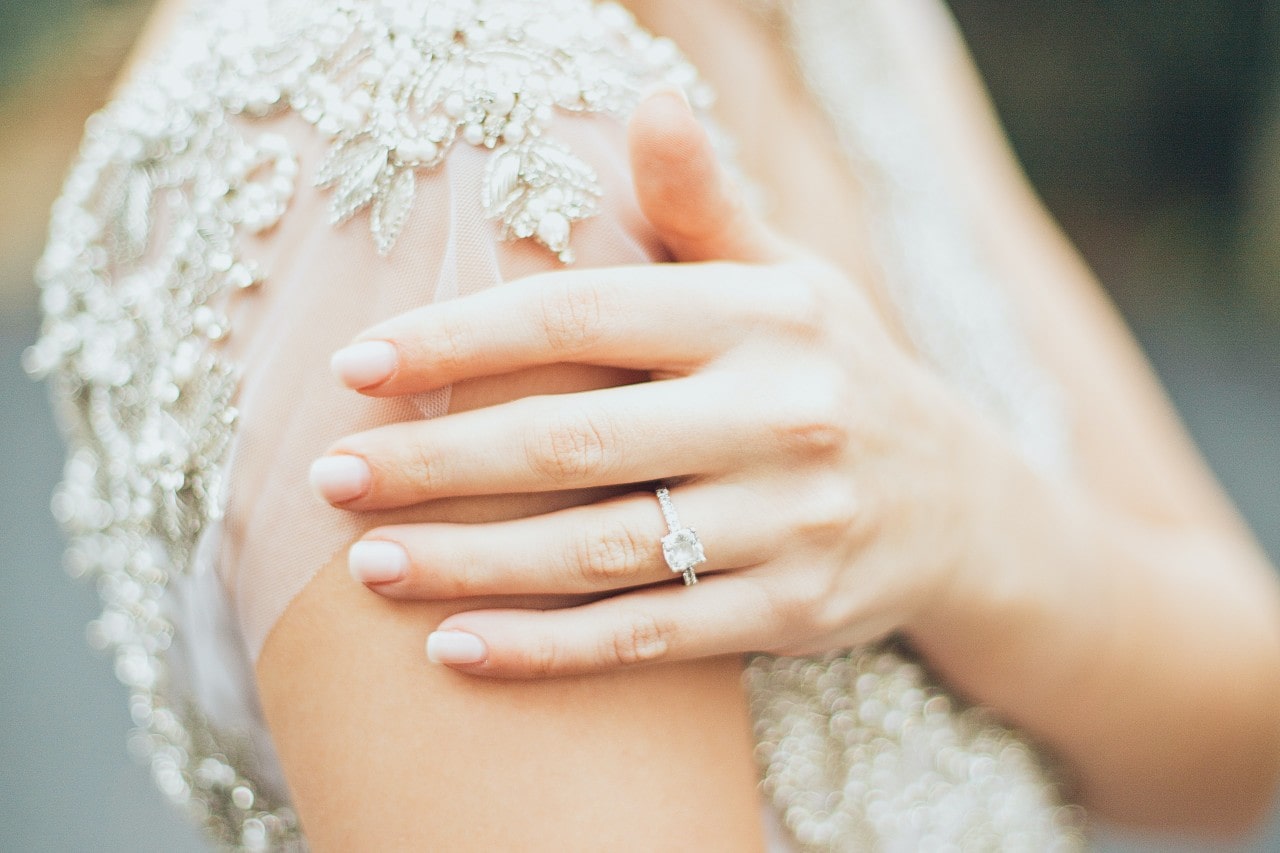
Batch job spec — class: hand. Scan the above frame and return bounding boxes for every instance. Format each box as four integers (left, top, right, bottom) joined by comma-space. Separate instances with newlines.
311, 90, 987, 677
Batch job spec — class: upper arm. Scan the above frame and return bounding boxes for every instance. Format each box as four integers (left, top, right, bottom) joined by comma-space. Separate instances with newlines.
232, 117, 766, 849
257, 551, 764, 850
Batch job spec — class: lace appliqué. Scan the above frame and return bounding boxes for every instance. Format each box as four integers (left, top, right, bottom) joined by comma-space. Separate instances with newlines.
28, 1, 707, 849
256, 0, 708, 258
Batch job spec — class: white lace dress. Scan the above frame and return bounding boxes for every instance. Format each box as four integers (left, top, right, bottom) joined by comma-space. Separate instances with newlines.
28, 0, 1086, 849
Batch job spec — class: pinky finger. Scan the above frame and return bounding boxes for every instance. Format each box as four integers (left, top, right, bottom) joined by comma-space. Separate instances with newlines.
425, 576, 785, 679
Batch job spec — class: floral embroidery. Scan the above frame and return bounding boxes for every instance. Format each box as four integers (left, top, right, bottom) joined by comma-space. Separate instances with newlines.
255, 0, 708, 257
27, 1, 705, 848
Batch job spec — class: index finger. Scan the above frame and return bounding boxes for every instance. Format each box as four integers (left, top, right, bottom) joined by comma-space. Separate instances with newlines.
330, 262, 781, 395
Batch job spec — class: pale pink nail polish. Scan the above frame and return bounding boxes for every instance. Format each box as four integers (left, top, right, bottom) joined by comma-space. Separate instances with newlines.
640, 81, 691, 112
309, 455, 372, 503
349, 540, 409, 584
426, 630, 488, 665
331, 340, 398, 389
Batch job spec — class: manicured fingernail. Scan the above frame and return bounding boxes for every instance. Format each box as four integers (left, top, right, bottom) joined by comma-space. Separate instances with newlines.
309, 455, 372, 503
348, 540, 409, 584
331, 340, 398, 389
641, 81, 691, 112
426, 630, 488, 665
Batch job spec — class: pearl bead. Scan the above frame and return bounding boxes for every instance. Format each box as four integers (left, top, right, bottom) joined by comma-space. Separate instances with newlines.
502, 122, 525, 144
535, 211, 570, 249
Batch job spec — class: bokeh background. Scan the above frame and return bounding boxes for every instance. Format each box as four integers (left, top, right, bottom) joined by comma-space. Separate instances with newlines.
2, 1, 1279, 850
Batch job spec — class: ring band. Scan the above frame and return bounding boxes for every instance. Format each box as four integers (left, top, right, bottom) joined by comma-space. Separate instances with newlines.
654, 486, 706, 586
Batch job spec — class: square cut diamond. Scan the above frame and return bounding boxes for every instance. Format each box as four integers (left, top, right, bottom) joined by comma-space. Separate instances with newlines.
661, 528, 706, 573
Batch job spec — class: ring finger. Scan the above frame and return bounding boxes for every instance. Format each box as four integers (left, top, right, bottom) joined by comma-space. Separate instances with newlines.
348, 480, 781, 598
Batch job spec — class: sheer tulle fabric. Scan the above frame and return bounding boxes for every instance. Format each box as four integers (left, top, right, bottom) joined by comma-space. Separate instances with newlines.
214, 114, 667, 660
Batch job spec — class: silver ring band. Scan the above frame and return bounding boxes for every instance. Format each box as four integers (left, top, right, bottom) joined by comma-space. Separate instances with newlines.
654, 486, 706, 586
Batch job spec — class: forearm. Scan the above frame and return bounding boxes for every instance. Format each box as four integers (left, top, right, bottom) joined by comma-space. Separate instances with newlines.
909, 418, 1280, 834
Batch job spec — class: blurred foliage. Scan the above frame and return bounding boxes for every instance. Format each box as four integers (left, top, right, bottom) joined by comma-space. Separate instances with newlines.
949, 2, 1276, 210
0, 0, 138, 90
947, 1, 1280, 314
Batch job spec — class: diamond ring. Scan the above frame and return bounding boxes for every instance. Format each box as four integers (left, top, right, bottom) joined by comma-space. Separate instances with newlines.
654, 486, 706, 586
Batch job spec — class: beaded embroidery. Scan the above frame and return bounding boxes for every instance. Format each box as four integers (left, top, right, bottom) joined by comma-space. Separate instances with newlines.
269, 0, 707, 258
30, 0, 1087, 850
28, 1, 706, 848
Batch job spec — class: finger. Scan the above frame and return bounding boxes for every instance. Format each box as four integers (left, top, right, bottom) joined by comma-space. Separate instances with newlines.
423, 575, 787, 678
311, 375, 762, 510
629, 87, 794, 265
349, 481, 781, 597
331, 262, 779, 395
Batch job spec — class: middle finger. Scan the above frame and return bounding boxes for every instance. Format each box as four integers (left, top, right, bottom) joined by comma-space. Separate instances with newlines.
310, 374, 762, 510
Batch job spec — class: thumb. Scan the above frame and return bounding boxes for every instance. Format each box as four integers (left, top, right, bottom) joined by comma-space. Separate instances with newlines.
628, 87, 791, 264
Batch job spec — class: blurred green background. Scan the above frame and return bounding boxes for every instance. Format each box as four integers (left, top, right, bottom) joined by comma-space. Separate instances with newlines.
1, 2, 1279, 850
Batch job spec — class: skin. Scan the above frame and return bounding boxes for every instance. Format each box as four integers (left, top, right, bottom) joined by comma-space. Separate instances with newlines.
103, 0, 1279, 846
314, 2, 1280, 842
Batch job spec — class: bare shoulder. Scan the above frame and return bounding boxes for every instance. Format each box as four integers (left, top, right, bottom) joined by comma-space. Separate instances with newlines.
257, 550, 765, 850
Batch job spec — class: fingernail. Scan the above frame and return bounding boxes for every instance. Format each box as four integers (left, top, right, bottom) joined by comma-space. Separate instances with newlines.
426, 630, 488, 665
309, 455, 372, 503
349, 540, 409, 584
640, 81, 692, 112
331, 341, 398, 389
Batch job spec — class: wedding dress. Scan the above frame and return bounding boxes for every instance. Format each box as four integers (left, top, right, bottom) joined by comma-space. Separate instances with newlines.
28, 0, 1086, 849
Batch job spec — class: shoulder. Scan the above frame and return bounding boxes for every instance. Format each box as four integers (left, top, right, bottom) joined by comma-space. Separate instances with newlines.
25, 4, 711, 843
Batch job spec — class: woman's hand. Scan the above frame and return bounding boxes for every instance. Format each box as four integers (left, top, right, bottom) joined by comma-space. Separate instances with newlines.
310, 90, 991, 677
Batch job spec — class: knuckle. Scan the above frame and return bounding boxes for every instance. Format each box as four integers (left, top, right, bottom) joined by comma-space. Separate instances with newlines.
769, 378, 851, 458
795, 475, 862, 543
605, 610, 673, 667
422, 310, 474, 375
525, 403, 615, 485
539, 280, 605, 354
769, 583, 814, 638
519, 636, 565, 679
774, 265, 831, 337
574, 520, 645, 586
396, 440, 450, 497
445, 556, 482, 598
770, 571, 833, 637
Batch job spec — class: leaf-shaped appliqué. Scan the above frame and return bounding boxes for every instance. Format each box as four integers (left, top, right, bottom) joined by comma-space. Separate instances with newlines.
483, 138, 602, 260
527, 140, 597, 187
522, 138, 602, 220
316, 133, 390, 224
371, 168, 415, 254
483, 146, 524, 217
315, 133, 377, 188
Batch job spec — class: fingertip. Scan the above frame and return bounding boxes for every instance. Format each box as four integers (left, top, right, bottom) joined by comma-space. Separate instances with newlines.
638, 81, 692, 113
331, 340, 398, 391
426, 629, 489, 666
630, 86, 781, 264
310, 454, 372, 505
628, 86, 715, 197
348, 539, 409, 585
